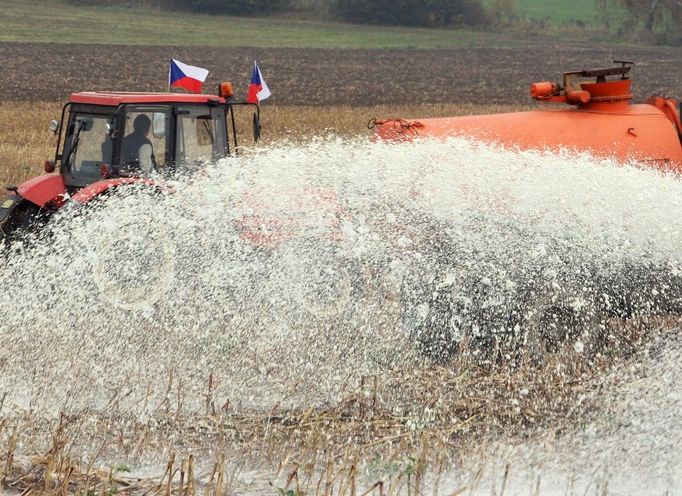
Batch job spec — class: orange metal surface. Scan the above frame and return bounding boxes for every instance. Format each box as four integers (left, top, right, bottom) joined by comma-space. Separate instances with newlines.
375, 70, 682, 174
376, 105, 682, 172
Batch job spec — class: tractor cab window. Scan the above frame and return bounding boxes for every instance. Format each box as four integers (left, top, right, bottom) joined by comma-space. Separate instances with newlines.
175, 106, 227, 171
62, 113, 114, 187
122, 107, 171, 174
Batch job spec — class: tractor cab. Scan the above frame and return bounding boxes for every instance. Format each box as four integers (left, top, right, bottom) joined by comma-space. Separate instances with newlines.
50, 86, 259, 190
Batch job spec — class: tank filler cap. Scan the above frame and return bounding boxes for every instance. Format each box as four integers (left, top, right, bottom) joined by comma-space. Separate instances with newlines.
532, 63, 635, 107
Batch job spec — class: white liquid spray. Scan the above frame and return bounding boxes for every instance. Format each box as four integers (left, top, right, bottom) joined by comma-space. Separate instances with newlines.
0, 137, 680, 492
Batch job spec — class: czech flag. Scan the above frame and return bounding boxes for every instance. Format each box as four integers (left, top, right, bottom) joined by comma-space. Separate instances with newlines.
246, 61, 271, 104
168, 59, 209, 93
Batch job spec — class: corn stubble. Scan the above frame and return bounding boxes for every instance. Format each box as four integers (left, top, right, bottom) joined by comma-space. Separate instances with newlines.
0, 323, 665, 495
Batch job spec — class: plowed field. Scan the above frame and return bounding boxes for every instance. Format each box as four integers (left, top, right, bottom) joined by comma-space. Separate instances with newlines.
2, 42, 680, 105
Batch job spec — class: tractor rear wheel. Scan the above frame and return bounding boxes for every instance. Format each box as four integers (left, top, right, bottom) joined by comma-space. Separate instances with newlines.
81, 186, 180, 311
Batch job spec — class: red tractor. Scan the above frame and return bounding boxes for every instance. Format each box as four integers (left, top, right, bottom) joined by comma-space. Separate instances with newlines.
0, 82, 260, 242
0, 83, 372, 337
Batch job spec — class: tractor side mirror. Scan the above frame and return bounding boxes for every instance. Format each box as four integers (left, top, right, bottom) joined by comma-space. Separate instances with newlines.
105, 122, 114, 135
48, 120, 59, 134
253, 112, 261, 142
79, 118, 94, 132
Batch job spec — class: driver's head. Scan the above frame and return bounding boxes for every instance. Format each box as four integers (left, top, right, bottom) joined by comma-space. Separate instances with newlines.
133, 114, 152, 136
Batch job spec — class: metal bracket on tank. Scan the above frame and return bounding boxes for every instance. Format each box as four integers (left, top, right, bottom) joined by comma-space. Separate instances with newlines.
563, 62, 632, 91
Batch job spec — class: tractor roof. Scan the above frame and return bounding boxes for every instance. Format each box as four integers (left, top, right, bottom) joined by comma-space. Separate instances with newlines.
68, 92, 226, 106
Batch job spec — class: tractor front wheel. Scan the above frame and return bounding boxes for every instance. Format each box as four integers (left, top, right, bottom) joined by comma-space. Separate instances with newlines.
0, 199, 49, 251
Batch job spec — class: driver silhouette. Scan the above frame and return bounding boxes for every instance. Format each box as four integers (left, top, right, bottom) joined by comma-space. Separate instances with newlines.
122, 114, 156, 173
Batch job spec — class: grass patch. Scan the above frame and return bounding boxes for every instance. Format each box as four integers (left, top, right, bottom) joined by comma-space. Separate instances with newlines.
0, 0, 629, 48
496, 0, 600, 25
483, 0, 625, 27
517, 0, 602, 24
0, 0, 512, 49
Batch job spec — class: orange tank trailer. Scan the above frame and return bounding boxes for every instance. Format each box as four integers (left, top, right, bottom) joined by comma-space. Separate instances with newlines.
374, 63, 682, 172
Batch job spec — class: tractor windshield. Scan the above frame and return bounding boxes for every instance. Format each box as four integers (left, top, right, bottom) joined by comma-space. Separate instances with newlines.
62, 113, 115, 188
175, 106, 227, 170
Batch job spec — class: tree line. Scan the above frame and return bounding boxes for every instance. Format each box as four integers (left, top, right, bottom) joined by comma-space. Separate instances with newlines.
598, 0, 681, 44
66, 0, 682, 42
66, 0, 488, 28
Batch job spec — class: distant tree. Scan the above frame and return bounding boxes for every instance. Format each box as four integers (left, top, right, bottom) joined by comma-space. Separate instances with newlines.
487, 0, 517, 27
65, 0, 490, 26
333, 0, 488, 27
163, 0, 292, 14
597, 0, 682, 42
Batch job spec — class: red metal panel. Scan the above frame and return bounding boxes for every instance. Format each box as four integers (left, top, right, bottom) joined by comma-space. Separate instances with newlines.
70, 178, 164, 204
17, 174, 67, 207
68, 92, 225, 106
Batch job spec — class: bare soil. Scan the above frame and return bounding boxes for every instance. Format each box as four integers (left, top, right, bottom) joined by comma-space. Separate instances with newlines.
1, 42, 680, 105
